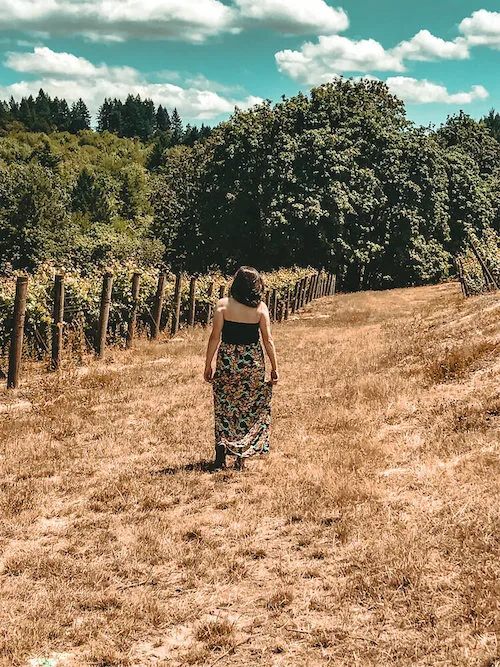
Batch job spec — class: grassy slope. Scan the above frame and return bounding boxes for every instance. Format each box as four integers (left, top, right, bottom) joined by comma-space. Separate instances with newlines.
0, 283, 499, 666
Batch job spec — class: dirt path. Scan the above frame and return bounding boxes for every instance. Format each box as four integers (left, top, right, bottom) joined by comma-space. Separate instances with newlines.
0, 283, 499, 666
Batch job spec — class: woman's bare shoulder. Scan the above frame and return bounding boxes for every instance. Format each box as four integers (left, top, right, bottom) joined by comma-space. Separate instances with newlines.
257, 301, 269, 317
216, 297, 229, 311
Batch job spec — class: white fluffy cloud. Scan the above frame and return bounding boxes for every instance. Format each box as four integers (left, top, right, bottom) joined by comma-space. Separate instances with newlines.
274, 27, 474, 85
0, 0, 348, 42
1, 47, 262, 120
0, 0, 237, 43
275, 35, 403, 85
5, 46, 139, 82
386, 77, 489, 104
392, 29, 469, 61
234, 0, 348, 35
459, 9, 500, 49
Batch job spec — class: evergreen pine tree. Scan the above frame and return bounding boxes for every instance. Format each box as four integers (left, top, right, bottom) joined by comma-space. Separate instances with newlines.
52, 97, 71, 132
144, 97, 156, 140
183, 124, 201, 146
122, 94, 140, 138
156, 105, 171, 132
108, 98, 123, 134
199, 123, 212, 140
9, 96, 19, 118
0, 100, 10, 127
69, 99, 91, 132
34, 89, 53, 132
171, 108, 183, 143
18, 96, 36, 130
97, 99, 112, 132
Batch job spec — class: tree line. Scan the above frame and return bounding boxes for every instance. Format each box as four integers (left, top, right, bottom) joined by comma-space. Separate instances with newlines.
152, 80, 500, 290
0, 89, 212, 146
0, 79, 499, 291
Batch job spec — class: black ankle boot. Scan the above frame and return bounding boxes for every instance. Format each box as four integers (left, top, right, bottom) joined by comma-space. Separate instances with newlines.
234, 456, 245, 471
214, 444, 226, 470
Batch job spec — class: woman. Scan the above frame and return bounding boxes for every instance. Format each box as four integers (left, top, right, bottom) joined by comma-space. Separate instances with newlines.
204, 266, 279, 470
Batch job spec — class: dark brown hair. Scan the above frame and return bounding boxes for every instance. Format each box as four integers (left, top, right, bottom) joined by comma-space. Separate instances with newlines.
230, 266, 264, 307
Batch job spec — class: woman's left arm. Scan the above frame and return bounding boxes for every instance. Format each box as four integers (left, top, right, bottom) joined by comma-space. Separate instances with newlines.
204, 303, 224, 382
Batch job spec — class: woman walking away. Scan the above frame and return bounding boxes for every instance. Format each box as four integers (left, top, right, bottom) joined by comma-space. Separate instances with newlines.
204, 267, 279, 470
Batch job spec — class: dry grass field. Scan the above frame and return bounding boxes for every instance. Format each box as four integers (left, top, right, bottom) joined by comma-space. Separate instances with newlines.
1, 282, 499, 666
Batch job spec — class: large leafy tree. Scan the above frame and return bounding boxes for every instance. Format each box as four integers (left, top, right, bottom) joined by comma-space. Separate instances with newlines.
0, 163, 71, 271
482, 109, 500, 143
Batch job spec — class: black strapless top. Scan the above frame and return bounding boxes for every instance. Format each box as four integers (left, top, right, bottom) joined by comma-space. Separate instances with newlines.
222, 320, 260, 344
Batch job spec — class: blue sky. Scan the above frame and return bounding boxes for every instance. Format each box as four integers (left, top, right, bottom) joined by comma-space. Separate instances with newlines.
0, 0, 499, 128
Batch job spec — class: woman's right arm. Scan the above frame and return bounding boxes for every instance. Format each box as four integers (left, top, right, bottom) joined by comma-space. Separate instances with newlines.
259, 304, 279, 384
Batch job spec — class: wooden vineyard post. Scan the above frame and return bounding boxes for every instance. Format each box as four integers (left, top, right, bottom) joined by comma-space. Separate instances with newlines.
272, 288, 277, 321
332, 273, 337, 296
310, 274, 315, 301
291, 280, 299, 313
310, 274, 317, 302
326, 273, 332, 296
206, 282, 214, 326
305, 277, 312, 304
284, 287, 291, 320
96, 272, 113, 359
460, 262, 471, 298
7, 276, 28, 389
311, 273, 318, 301
126, 272, 140, 349
219, 284, 225, 299
298, 278, 304, 308
300, 276, 307, 309
278, 298, 285, 322
171, 273, 182, 336
188, 276, 196, 327
299, 277, 305, 308
151, 271, 166, 340
265, 289, 271, 309
455, 258, 469, 298
296, 279, 302, 310
468, 239, 497, 292
49, 274, 64, 371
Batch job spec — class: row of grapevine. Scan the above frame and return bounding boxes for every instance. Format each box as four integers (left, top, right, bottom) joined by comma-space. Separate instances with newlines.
456, 229, 500, 297
1, 264, 336, 388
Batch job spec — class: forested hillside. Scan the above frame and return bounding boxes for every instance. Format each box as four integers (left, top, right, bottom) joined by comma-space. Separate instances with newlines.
1, 79, 499, 290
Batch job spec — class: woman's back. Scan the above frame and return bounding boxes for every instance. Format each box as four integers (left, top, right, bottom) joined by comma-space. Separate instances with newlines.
219, 297, 263, 344
219, 296, 263, 324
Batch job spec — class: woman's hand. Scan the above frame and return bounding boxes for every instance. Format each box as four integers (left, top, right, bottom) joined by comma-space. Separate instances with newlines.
270, 369, 279, 385
204, 365, 214, 383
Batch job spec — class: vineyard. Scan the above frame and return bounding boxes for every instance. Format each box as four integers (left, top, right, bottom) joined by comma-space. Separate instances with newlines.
0, 265, 335, 387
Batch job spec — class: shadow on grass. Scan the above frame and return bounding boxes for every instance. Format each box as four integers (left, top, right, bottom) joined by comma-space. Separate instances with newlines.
151, 459, 218, 475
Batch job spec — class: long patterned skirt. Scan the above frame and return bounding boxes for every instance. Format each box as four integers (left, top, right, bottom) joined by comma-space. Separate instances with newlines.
213, 342, 272, 458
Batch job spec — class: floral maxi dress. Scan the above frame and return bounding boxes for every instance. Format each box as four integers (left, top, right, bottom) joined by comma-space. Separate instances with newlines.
213, 341, 272, 458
